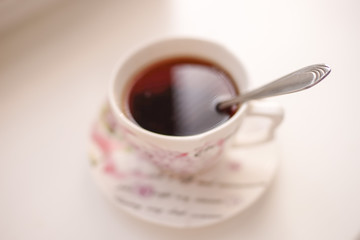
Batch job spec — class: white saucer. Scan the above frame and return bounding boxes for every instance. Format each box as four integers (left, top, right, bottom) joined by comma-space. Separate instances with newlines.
89, 105, 280, 228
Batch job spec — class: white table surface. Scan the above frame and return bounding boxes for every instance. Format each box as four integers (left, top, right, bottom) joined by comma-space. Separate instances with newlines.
1, 0, 360, 239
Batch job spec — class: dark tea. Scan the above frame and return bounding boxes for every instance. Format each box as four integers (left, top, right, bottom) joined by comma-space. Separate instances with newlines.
123, 57, 238, 136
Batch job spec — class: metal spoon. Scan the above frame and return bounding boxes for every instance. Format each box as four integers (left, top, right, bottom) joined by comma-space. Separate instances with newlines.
217, 64, 331, 111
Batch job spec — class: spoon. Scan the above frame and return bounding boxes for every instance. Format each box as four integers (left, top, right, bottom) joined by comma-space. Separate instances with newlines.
217, 64, 331, 111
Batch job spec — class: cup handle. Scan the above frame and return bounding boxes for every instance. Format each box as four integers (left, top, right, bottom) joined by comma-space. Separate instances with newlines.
233, 101, 284, 146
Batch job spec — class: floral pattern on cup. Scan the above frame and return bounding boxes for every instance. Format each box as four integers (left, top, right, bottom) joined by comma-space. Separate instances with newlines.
128, 139, 226, 176
97, 105, 233, 176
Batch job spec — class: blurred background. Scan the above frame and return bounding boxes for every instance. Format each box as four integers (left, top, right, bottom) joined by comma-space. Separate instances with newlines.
0, 0, 359, 239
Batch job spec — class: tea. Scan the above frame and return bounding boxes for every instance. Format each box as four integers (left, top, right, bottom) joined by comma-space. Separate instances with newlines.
124, 57, 238, 136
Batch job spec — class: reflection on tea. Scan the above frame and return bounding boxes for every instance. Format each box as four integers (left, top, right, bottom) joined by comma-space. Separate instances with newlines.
124, 57, 238, 136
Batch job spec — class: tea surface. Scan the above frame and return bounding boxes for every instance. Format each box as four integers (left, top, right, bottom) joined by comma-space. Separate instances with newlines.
126, 57, 238, 136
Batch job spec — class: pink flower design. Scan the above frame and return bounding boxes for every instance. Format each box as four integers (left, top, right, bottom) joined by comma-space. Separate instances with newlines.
136, 184, 154, 198
228, 161, 242, 172
217, 138, 226, 146
132, 169, 145, 178
103, 156, 126, 179
104, 161, 116, 174
91, 128, 113, 155
175, 153, 188, 158
92, 126, 126, 179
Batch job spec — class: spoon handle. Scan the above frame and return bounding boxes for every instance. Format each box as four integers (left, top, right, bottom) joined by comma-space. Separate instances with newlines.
217, 64, 331, 110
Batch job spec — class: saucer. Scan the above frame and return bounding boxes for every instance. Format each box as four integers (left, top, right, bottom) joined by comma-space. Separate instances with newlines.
88, 105, 280, 228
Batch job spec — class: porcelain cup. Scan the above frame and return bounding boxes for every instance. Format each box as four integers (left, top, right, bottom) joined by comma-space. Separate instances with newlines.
108, 36, 283, 177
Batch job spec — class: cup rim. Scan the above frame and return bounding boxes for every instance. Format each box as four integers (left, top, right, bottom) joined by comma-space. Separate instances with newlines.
108, 35, 248, 142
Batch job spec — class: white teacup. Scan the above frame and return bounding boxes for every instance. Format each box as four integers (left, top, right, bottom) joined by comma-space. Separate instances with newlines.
108, 37, 283, 177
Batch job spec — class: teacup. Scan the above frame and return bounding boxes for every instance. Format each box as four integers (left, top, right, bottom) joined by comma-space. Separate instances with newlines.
108, 36, 283, 177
